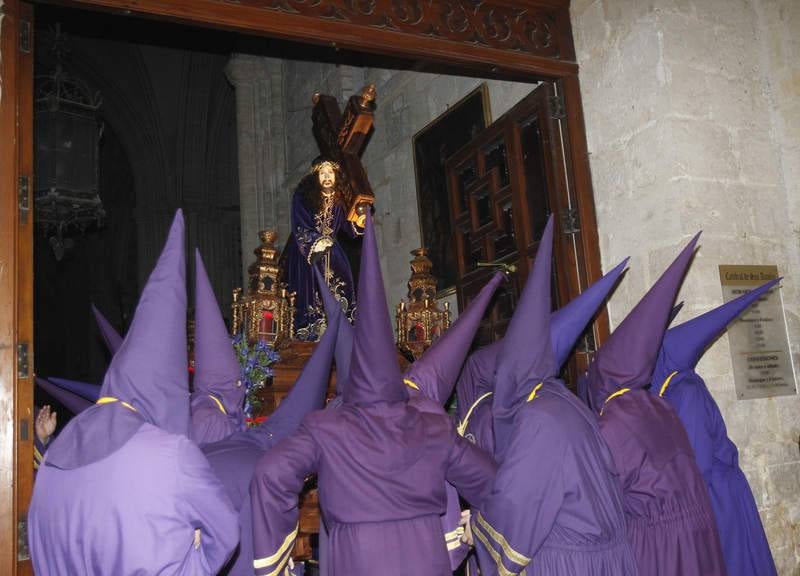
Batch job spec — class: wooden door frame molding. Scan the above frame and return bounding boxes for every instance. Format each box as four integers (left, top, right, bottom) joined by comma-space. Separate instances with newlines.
0, 1, 606, 574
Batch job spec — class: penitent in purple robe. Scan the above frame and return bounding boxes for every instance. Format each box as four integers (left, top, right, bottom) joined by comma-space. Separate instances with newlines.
456, 256, 629, 575
587, 232, 726, 576
202, 293, 339, 576
251, 213, 497, 576
191, 249, 246, 446
29, 210, 238, 575
651, 279, 780, 576
403, 271, 505, 570
472, 216, 635, 576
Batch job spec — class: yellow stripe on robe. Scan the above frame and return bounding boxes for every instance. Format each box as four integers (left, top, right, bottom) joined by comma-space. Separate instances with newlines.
659, 371, 679, 397
476, 512, 531, 567
403, 378, 420, 390
472, 520, 521, 576
456, 392, 493, 436
253, 524, 299, 572
208, 394, 227, 415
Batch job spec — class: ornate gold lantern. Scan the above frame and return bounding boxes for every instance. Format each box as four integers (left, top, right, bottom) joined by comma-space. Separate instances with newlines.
395, 248, 451, 359
231, 230, 296, 346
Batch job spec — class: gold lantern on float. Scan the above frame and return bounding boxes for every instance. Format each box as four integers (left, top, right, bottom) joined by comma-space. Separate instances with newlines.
395, 248, 451, 359
231, 230, 296, 346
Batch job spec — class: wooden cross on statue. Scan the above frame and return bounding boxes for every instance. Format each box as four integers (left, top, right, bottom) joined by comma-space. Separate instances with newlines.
311, 84, 377, 227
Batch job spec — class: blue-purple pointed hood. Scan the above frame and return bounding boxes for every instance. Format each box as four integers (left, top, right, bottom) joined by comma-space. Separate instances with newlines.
651, 277, 781, 393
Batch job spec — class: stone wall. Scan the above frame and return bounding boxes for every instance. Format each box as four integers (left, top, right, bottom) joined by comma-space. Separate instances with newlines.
572, 0, 800, 572
230, 56, 535, 312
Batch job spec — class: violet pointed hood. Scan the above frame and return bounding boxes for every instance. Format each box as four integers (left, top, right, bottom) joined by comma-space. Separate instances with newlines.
92, 304, 123, 356
493, 215, 557, 452
314, 266, 353, 397
48, 377, 101, 403
344, 212, 408, 405
45, 210, 188, 470
193, 249, 245, 415
404, 271, 505, 405
36, 377, 93, 415
586, 232, 700, 413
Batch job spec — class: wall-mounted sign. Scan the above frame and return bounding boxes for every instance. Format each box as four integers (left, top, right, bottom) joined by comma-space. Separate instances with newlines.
719, 265, 797, 400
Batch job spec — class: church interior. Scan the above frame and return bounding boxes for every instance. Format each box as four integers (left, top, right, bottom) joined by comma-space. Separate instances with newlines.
1, 0, 798, 574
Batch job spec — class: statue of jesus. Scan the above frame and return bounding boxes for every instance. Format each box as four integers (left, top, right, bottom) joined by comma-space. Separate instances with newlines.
283, 156, 363, 340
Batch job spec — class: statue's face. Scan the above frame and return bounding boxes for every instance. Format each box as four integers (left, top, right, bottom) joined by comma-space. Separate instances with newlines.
318, 163, 336, 192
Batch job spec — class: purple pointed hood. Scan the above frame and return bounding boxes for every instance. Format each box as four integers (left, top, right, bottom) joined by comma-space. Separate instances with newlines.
458, 257, 628, 414
404, 272, 505, 405
92, 304, 123, 356
48, 377, 101, 402
344, 212, 407, 405
587, 232, 700, 412
551, 257, 629, 367
493, 215, 556, 451
652, 277, 781, 393
314, 266, 353, 397
193, 249, 245, 414
36, 377, 93, 414
258, 305, 340, 444
46, 210, 188, 470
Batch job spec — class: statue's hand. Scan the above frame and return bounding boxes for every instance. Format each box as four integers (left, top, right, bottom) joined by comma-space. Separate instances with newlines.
309, 236, 334, 264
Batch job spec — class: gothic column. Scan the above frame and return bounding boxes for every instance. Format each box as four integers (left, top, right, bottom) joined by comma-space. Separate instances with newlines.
226, 54, 288, 283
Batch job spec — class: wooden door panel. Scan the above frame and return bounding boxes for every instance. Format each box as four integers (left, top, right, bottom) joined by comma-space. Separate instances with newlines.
445, 82, 595, 385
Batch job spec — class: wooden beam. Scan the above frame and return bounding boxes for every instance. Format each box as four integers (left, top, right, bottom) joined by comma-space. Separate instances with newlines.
55, 0, 578, 79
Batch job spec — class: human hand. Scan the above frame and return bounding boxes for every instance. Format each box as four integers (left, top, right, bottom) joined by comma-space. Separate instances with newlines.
460, 509, 474, 547
193, 529, 201, 549
35, 405, 57, 444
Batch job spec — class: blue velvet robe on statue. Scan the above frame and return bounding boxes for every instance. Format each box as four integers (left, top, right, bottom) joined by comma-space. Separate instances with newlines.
284, 183, 359, 339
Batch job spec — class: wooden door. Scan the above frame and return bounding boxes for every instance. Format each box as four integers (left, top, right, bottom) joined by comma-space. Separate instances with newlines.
446, 81, 598, 385
0, 1, 35, 574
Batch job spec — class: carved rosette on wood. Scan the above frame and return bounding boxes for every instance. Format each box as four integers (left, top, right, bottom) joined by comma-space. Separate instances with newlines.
233, 0, 566, 59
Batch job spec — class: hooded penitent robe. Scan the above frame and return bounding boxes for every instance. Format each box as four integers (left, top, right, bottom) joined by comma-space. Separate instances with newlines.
472, 216, 636, 576
650, 278, 780, 576
250, 213, 497, 576
28, 211, 239, 576
191, 249, 246, 446
402, 271, 506, 570
586, 232, 726, 576
202, 299, 339, 576
456, 256, 629, 575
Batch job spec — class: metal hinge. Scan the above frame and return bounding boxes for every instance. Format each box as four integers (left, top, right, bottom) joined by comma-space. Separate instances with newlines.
18, 518, 29, 561
548, 92, 565, 120
19, 19, 31, 54
18, 176, 30, 224
17, 341, 30, 379
560, 208, 580, 235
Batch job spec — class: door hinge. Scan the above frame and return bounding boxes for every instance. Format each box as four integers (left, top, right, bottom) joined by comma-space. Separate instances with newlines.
19, 19, 31, 54
18, 176, 30, 224
548, 92, 565, 120
18, 341, 30, 379
18, 518, 30, 561
560, 208, 580, 235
